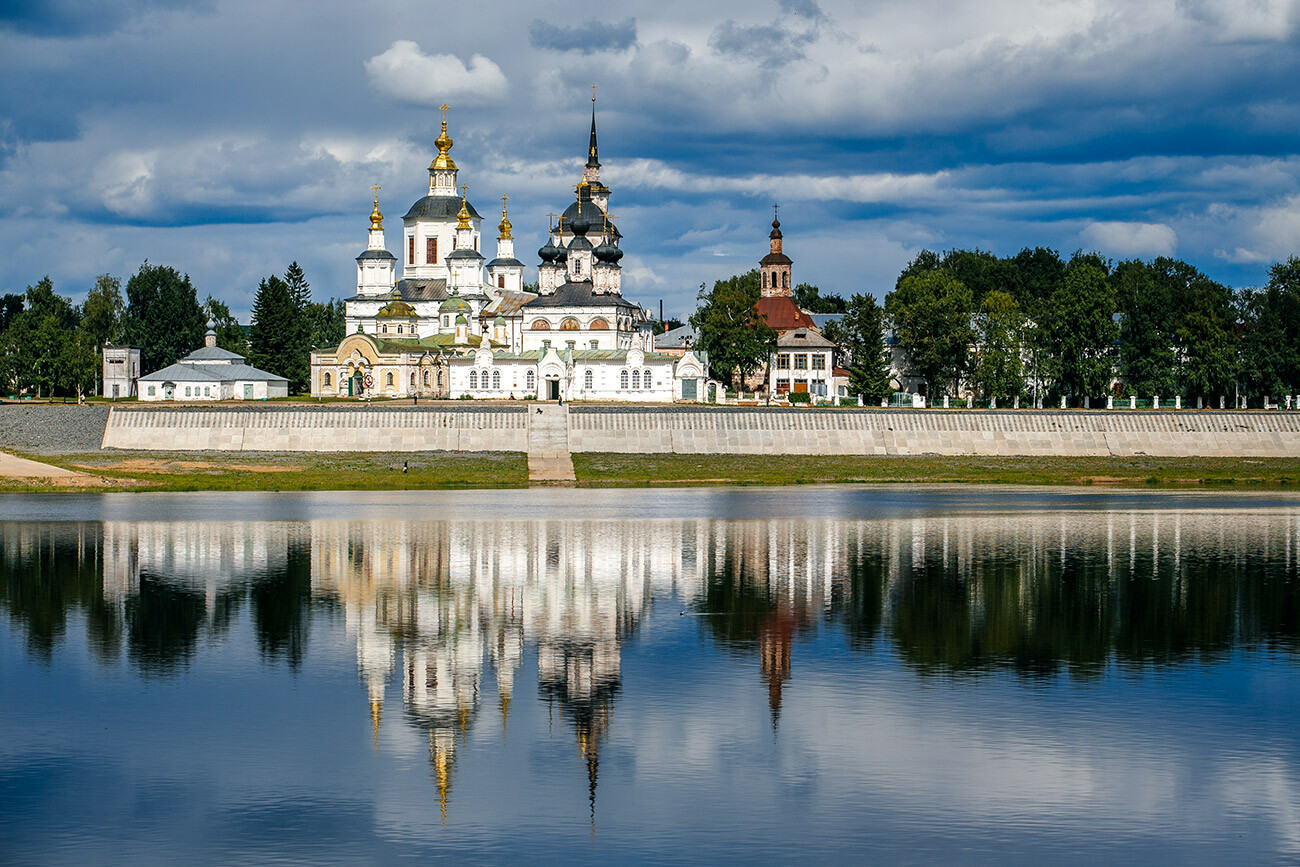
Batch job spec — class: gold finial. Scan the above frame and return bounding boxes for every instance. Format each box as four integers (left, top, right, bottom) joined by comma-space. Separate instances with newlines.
456, 184, 471, 229
591, 83, 597, 102
431, 104, 456, 172
369, 184, 383, 230
497, 195, 512, 239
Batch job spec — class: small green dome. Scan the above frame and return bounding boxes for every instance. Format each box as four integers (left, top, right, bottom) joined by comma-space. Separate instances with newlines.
440, 296, 471, 313
455, 313, 467, 324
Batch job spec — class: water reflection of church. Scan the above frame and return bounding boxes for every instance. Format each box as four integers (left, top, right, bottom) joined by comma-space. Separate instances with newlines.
6, 508, 1296, 821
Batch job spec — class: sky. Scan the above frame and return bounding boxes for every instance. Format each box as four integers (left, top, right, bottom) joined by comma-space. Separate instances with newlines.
3, 0, 1300, 320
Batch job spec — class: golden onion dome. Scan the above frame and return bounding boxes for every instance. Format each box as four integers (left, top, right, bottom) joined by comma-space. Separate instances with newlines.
369, 195, 384, 231
456, 196, 471, 229
497, 201, 512, 239
430, 118, 457, 172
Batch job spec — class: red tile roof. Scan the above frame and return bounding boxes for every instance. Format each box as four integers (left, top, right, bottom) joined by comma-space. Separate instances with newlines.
755, 296, 815, 331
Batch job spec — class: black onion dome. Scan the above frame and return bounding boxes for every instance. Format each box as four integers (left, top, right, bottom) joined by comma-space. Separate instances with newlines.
567, 234, 593, 251
560, 200, 610, 234
569, 212, 591, 236
770, 217, 783, 240
593, 239, 622, 263
538, 239, 560, 262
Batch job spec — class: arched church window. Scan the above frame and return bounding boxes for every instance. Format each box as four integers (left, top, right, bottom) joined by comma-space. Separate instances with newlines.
385, 372, 393, 387
423, 370, 430, 387
643, 370, 652, 390
584, 369, 593, 390
443, 315, 450, 328
762, 272, 768, 289
620, 370, 629, 390
560, 318, 580, 331
498, 275, 505, 288
382, 325, 388, 334
783, 272, 789, 288
526, 370, 535, 392
323, 372, 331, 387
410, 372, 415, 389
427, 237, 437, 264
469, 370, 478, 389
632, 369, 640, 389
397, 325, 404, 334
531, 319, 551, 330
492, 370, 500, 390
590, 318, 609, 330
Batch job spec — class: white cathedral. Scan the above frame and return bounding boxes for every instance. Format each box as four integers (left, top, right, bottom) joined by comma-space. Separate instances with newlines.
310, 102, 706, 402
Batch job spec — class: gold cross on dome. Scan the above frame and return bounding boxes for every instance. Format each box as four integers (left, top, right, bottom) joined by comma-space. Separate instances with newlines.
773, 202, 779, 221
500, 194, 509, 205
460, 183, 468, 198
440, 103, 450, 121
371, 183, 381, 198
546, 211, 557, 229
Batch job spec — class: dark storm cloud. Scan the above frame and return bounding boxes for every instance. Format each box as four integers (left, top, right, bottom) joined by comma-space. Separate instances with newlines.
528, 18, 637, 54
708, 19, 817, 66
0, 0, 210, 36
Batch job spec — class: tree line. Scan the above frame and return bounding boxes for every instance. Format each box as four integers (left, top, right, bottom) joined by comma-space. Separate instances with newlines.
0, 261, 345, 398
691, 249, 1300, 406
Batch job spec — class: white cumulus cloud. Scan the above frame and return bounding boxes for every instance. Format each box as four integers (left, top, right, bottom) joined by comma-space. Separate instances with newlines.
364, 41, 508, 106
1080, 220, 1178, 257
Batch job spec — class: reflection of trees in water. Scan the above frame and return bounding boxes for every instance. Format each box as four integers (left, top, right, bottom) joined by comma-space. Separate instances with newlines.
0, 523, 319, 675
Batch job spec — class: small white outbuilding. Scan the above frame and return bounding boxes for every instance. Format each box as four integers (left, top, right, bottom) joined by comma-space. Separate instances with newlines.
138, 325, 289, 401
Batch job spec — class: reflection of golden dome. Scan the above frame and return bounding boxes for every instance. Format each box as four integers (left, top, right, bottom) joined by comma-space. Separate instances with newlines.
430, 117, 457, 172
370, 698, 383, 748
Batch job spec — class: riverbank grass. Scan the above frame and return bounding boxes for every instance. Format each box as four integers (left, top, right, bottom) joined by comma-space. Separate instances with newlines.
571, 453, 1300, 488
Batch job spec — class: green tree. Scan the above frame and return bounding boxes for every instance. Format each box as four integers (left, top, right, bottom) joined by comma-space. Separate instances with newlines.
0, 294, 23, 332
972, 290, 1024, 402
792, 283, 847, 313
303, 299, 345, 351
690, 270, 777, 389
940, 249, 1021, 307
837, 293, 892, 402
281, 261, 312, 392
1114, 260, 1176, 396
2, 277, 78, 398
58, 329, 100, 399
885, 270, 975, 398
248, 275, 296, 382
80, 274, 124, 353
1237, 258, 1300, 401
204, 296, 248, 354
1043, 261, 1117, 403
122, 263, 206, 372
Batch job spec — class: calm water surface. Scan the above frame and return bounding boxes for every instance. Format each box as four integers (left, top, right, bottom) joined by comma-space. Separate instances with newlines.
2, 486, 1299, 864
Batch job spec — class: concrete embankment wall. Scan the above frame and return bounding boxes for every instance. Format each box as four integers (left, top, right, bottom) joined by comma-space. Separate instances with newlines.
568, 407, 1300, 457
98, 404, 1300, 457
102, 406, 528, 452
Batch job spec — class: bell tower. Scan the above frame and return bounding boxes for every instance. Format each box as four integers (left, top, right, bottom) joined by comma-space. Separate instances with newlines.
759, 204, 793, 298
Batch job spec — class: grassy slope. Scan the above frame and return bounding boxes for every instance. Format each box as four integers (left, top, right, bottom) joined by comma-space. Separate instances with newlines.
571, 453, 1300, 488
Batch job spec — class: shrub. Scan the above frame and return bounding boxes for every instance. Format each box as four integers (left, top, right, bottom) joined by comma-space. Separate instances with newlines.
788, 391, 812, 404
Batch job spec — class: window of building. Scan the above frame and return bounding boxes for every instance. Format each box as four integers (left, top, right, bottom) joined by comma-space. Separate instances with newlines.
542, 340, 551, 351
560, 318, 580, 330
783, 272, 789, 288
382, 324, 388, 334
474, 237, 478, 252
584, 369, 593, 390
470, 370, 478, 389
492, 370, 500, 390
794, 354, 808, 370
526, 370, 535, 392
620, 370, 629, 390
590, 318, 609, 330
385, 372, 394, 386
438, 370, 444, 388
762, 272, 768, 289
423, 370, 430, 387
397, 324, 404, 334
408, 237, 415, 265
323, 372, 331, 387
566, 341, 576, 351
443, 315, 450, 328
147, 386, 155, 396
498, 275, 505, 288
531, 319, 551, 330
643, 370, 652, 390
427, 237, 437, 264
812, 354, 826, 370
632, 369, 640, 389
590, 341, 598, 349
777, 354, 790, 369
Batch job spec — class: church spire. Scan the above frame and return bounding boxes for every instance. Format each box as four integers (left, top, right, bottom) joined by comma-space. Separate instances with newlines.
586, 84, 600, 169
428, 103, 458, 197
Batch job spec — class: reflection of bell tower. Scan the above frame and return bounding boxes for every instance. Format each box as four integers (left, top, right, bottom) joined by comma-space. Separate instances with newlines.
759, 612, 794, 730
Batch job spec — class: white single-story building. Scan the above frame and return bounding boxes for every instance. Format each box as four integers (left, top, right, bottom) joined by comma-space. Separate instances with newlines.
138, 325, 289, 401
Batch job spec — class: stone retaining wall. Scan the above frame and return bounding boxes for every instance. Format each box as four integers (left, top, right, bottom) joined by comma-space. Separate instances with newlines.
102, 406, 528, 452
567, 407, 1300, 457
97, 404, 1300, 457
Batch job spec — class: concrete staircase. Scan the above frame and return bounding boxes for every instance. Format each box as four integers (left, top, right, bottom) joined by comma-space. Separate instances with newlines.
527, 404, 575, 484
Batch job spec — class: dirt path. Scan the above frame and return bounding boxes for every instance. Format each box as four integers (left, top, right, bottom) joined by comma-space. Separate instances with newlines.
0, 450, 104, 485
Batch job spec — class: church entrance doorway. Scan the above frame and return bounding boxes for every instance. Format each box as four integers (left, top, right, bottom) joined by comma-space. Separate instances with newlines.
164, 384, 175, 400
349, 373, 363, 396
547, 379, 560, 401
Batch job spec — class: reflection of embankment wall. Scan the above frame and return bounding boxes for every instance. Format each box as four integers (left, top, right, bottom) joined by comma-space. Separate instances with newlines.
101, 406, 528, 451
567, 408, 1300, 457
98, 405, 1300, 456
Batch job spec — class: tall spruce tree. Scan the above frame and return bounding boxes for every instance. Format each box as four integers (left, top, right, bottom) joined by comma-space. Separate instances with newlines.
248, 275, 296, 384
839, 293, 892, 402
281, 261, 311, 392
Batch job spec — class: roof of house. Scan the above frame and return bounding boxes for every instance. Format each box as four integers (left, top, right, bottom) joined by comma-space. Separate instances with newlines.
403, 196, 483, 222
654, 324, 697, 349
776, 328, 836, 349
180, 346, 246, 362
139, 362, 287, 383
755, 296, 816, 331
480, 289, 537, 318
